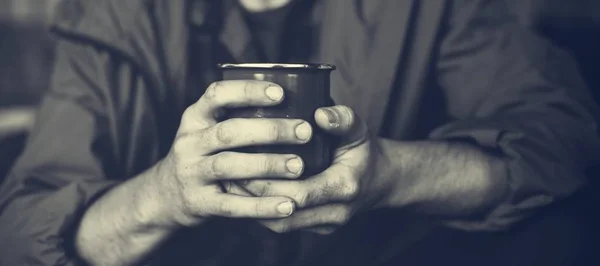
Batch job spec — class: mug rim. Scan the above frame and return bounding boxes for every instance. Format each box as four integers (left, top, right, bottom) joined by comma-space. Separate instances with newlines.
217, 63, 336, 70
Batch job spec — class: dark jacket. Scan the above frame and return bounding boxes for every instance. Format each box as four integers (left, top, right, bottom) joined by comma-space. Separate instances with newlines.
1, 0, 599, 265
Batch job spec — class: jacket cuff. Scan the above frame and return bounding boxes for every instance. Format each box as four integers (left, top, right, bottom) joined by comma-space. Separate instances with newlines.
428, 119, 582, 230
0, 178, 118, 265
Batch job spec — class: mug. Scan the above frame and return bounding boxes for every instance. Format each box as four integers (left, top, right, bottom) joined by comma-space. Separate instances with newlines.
218, 63, 336, 177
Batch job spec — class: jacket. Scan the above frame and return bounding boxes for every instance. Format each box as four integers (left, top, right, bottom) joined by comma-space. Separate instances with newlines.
1, 0, 599, 265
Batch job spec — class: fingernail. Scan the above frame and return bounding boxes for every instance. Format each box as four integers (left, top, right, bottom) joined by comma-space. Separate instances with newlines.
265, 85, 284, 101
286, 157, 303, 175
277, 201, 294, 216
295, 122, 312, 141
321, 108, 340, 128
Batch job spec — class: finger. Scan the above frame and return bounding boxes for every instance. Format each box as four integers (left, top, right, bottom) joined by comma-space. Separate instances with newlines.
205, 193, 296, 219
314, 105, 368, 148
243, 164, 358, 208
198, 118, 313, 153
198, 80, 284, 119
258, 204, 350, 234
201, 152, 304, 181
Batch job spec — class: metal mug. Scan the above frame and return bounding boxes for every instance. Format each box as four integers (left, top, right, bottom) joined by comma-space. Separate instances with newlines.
218, 63, 336, 177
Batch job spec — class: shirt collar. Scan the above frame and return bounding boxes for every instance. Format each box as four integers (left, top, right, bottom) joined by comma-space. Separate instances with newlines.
219, 0, 252, 62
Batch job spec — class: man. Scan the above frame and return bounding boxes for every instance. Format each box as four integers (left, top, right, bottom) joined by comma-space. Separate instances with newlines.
1, 0, 599, 265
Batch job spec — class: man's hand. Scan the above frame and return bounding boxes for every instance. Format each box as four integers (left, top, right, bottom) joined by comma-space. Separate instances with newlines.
151, 80, 317, 227
75, 80, 314, 265
229, 105, 396, 235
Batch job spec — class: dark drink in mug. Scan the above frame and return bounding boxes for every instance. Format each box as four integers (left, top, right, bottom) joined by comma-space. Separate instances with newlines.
218, 63, 336, 177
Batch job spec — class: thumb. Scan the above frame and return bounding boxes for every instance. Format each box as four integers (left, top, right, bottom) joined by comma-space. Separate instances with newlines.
315, 105, 368, 148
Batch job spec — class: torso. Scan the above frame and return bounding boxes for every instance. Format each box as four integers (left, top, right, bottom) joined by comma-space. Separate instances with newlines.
51, 2, 448, 263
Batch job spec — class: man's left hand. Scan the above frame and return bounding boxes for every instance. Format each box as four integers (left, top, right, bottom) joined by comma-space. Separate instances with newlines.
228, 105, 396, 235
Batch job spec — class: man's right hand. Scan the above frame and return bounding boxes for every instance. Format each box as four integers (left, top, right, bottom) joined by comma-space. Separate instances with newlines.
74, 80, 311, 266
149, 80, 312, 228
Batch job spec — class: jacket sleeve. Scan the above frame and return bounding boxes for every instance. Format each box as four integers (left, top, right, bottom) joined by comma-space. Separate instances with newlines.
0, 38, 149, 265
429, 0, 600, 230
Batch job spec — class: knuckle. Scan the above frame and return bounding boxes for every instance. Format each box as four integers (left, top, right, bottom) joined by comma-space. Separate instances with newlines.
253, 201, 267, 217
181, 106, 195, 121
341, 183, 360, 200
180, 102, 213, 130
172, 133, 202, 160
216, 202, 234, 217
204, 81, 221, 100
214, 122, 235, 145
264, 122, 281, 141
171, 134, 189, 155
243, 80, 254, 99
209, 155, 228, 179
258, 155, 276, 174
331, 172, 359, 201
179, 191, 199, 216
194, 129, 214, 151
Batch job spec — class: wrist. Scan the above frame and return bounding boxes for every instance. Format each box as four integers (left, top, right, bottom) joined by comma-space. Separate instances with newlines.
74, 160, 183, 265
378, 139, 510, 218
374, 139, 419, 209
132, 158, 197, 231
